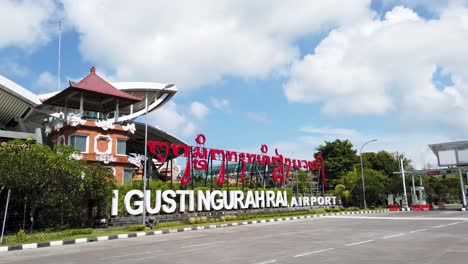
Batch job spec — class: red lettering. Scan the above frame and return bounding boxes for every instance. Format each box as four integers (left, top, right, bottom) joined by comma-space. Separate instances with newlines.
171, 143, 190, 157
147, 141, 168, 163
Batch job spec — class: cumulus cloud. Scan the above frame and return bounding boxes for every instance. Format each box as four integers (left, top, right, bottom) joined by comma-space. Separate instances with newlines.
189, 101, 209, 120
0, 61, 30, 78
380, 0, 452, 16
284, 4, 468, 135
270, 127, 450, 169
147, 101, 197, 138
210, 97, 231, 112
0, 0, 57, 49
300, 126, 359, 136
35, 71, 56, 91
61, 0, 371, 89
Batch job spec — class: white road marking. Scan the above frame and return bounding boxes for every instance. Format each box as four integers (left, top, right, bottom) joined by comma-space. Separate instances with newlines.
440, 211, 458, 214
410, 228, 428, 233
100, 250, 161, 260
181, 241, 226, 249
345, 240, 374, 247
325, 216, 468, 221
432, 225, 446, 229
383, 233, 405, 239
293, 248, 335, 258
446, 222, 463, 226
255, 259, 277, 264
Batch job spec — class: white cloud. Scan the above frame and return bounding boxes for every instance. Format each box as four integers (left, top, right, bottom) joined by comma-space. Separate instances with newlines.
381, 0, 452, 15
284, 4, 468, 135
246, 112, 269, 124
35, 71, 56, 91
0, 61, 30, 77
189, 101, 209, 120
61, 0, 371, 89
0, 0, 57, 49
270, 129, 451, 170
300, 126, 359, 136
210, 97, 231, 112
147, 101, 197, 138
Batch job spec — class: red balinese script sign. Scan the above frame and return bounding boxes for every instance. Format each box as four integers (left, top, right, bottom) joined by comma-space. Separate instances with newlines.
148, 134, 327, 187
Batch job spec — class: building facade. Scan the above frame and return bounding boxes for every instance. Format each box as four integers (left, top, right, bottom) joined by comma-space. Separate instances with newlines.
0, 67, 185, 185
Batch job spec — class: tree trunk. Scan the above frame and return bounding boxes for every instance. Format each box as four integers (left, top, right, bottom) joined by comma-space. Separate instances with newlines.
29, 204, 37, 232
87, 200, 94, 227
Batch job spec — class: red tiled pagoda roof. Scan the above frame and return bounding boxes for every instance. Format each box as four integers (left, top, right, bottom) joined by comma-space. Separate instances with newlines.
41, 67, 142, 112
70, 67, 141, 101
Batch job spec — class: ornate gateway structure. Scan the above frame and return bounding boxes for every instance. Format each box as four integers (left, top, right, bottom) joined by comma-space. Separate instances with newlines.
0, 67, 185, 185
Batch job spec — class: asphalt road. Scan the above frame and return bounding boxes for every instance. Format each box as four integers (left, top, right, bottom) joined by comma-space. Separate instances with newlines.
1, 210, 468, 264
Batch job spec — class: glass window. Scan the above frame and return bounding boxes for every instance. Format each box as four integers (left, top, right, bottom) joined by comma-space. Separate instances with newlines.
123, 168, 134, 185
70, 135, 87, 152
117, 139, 127, 155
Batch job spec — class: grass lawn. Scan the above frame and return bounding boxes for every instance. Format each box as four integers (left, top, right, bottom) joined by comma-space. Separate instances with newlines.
1, 207, 385, 247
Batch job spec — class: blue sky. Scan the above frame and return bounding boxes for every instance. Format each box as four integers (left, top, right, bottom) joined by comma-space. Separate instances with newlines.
1, 0, 468, 168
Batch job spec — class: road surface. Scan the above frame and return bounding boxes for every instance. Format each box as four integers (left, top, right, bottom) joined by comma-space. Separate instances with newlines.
1, 210, 468, 264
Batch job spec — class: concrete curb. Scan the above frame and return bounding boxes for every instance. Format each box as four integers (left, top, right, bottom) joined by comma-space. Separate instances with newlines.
0, 209, 389, 253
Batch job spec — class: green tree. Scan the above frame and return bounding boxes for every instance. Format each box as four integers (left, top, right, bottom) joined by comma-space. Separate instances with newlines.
315, 139, 357, 181
423, 175, 461, 205
0, 140, 115, 231
297, 170, 312, 195
339, 168, 389, 208
361, 151, 412, 177
333, 184, 351, 206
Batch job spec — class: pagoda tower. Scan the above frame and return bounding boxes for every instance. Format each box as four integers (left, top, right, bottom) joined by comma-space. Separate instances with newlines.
42, 67, 143, 185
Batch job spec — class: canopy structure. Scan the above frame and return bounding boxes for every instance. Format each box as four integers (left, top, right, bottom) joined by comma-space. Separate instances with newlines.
126, 122, 187, 158
428, 140, 468, 210
428, 141, 468, 167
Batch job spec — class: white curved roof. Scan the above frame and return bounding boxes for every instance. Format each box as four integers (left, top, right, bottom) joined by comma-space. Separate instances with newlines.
0, 75, 41, 105
0, 75, 41, 127
111, 82, 177, 122
0, 75, 178, 129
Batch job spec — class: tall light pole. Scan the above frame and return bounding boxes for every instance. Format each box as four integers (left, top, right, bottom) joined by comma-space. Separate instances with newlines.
142, 84, 175, 225
360, 139, 378, 209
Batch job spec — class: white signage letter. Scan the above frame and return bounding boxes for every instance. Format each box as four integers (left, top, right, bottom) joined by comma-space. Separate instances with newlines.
124, 190, 144, 215
197, 190, 211, 211
176, 190, 190, 213
162, 190, 177, 213
111, 190, 118, 216
211, 190, 224, 211
145, 190, 161, 214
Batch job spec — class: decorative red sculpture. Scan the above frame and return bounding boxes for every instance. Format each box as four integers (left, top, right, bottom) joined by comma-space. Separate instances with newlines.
147, 133, 327, 187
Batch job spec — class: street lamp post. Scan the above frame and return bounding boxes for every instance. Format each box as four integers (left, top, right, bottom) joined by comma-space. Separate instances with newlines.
360, 139, 378, 209
142, 84, 174, 225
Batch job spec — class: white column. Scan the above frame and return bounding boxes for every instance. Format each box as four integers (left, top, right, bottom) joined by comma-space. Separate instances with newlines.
401, 159, 409, 209
459, 167, 467, 209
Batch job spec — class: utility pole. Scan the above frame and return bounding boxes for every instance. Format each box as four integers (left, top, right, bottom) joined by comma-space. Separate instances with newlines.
401, 159, 409, 210
1, 189, 11, 244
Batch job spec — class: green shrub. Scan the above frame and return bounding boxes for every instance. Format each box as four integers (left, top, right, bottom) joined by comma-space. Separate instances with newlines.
312, 209, 327, 214
158, 221, 184, 228
187, 217, 197, 224
224, 215, 237, 221
12, 229, 29, 244
126, 225, 146, 232
62, 228, 93, 236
